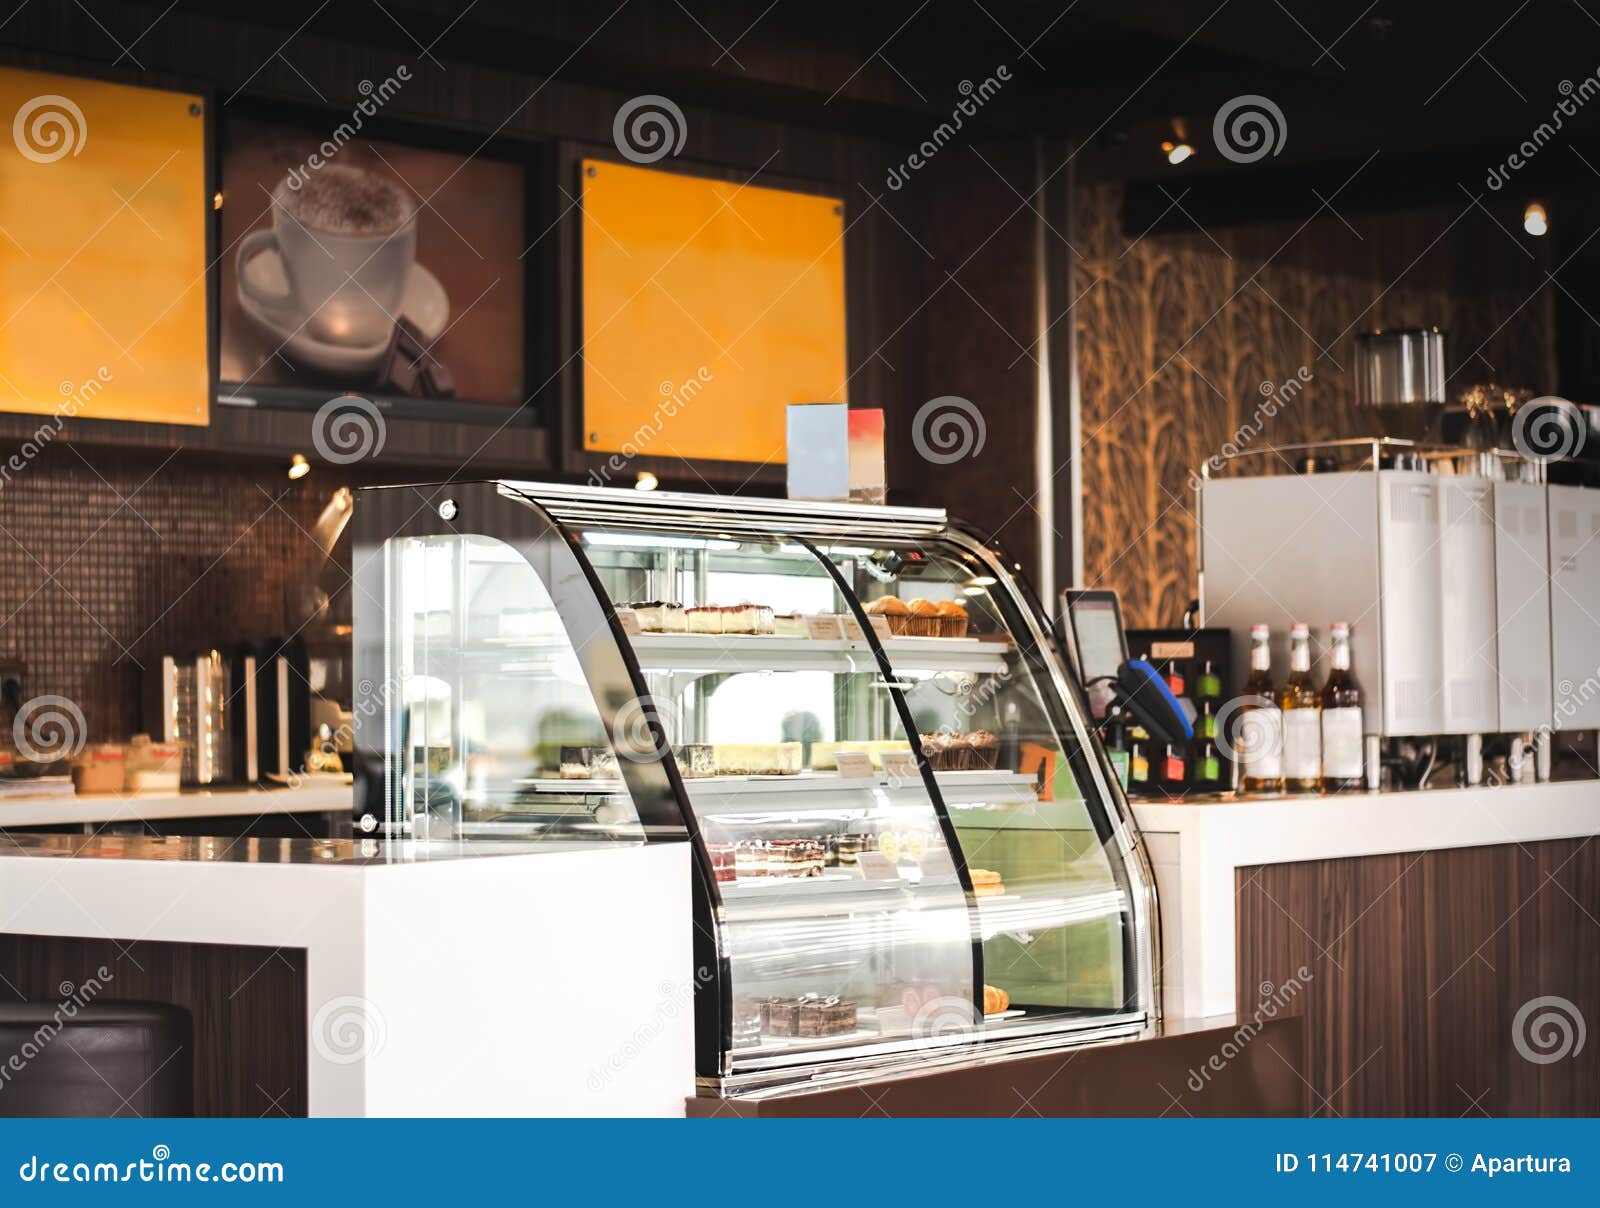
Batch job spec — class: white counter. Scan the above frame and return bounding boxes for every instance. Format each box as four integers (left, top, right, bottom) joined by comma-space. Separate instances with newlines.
0, 834, 694, 1116
1132, 779, 1600, 1021
0, 783, 349, 828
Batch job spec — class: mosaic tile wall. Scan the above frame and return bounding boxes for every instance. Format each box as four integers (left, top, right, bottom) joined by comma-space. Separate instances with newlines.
0, 445, 377, 743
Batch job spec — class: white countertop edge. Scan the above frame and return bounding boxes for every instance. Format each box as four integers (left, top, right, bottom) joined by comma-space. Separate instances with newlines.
0, 783, 351, 827
1133, 779, 1600, 1022
1132, 779, 1600, 866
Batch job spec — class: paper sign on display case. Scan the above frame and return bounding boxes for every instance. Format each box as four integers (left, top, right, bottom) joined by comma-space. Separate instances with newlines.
786, 403, 887, 502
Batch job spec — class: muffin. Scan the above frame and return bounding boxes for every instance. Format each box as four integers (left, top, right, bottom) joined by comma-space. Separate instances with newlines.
906, 598, 941, 637
934, 598, 969, 638
919, 729, 1001, 771
864, 595, 912, 635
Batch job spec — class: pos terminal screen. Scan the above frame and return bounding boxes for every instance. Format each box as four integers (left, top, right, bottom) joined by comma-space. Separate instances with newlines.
1064, 590, 1128, 719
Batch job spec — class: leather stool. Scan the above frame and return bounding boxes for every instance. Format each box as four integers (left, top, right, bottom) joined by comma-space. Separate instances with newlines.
0, 1001, 194, 1117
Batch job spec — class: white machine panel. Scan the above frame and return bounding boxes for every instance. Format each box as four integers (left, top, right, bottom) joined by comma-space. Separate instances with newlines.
1492, 480, 1553, 733
1547, 484, 1600, 729
1376, 472, 1446, 735
1201, 472, 1386, 732
1437, 477, 1499, 733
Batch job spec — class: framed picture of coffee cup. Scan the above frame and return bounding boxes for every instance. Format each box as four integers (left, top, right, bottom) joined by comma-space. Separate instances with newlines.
216, 105, 535, 424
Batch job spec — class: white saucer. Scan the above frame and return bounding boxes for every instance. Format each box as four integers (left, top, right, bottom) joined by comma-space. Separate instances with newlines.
237, 246, 450, 375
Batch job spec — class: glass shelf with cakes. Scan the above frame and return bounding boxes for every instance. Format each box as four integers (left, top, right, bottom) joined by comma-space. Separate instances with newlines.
353, 481, 1158, 1093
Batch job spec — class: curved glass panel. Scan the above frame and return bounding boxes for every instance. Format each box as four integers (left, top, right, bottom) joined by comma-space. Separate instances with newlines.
371, 529, 642, 840
577, 526, 975, 1070
815, 537, 1143, 1039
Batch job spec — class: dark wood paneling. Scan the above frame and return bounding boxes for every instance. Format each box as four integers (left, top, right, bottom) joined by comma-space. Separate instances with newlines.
691, 1016, 1306, 1117
0, 934, 307, 1117
1237, 839, 1600, 1117
917, 137, 1042, 570
1076, 182, 1558, 628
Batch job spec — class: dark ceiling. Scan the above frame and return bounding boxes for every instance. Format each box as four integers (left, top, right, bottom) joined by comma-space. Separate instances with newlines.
72, 0, 1600, 216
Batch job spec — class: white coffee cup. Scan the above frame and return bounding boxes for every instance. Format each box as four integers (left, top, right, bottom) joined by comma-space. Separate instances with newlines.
237, 165, 417, 347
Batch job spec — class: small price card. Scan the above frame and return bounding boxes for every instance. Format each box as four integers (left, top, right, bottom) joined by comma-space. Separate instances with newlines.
805, 613, 844, 640
835, 751, 875, 779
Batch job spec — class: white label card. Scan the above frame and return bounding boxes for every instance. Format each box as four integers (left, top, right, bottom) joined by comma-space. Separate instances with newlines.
835, 751, 875, 778
1322, 707, 1364, 778
805, 613, 843, 641
867, 615, 892, 639
840, 614, 866, 641
879, 751, 918, 779
1282, 710, 1321, 779
614, 608, 641, 636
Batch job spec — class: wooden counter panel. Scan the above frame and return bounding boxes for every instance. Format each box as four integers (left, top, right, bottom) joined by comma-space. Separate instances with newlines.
0, 934, 307, 1118
1237, 838, 1600, 1116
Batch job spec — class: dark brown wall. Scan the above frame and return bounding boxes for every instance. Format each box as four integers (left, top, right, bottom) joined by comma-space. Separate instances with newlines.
1075, 182, 1558, 627
0, 2, 985, 734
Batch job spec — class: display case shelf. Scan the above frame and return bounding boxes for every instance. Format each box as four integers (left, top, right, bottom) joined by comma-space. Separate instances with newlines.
628, 632, 1013, 675
679, 768, 1042, 816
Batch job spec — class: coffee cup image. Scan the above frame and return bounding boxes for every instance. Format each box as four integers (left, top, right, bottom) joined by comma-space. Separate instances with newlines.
235, 164, 450, 373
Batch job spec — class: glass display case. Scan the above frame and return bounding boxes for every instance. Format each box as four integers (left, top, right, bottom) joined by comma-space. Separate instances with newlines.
353, 481, 1158, 1090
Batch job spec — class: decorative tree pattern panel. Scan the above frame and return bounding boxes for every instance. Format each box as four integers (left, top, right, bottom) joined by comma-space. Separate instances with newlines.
1074, 183, 1557, 628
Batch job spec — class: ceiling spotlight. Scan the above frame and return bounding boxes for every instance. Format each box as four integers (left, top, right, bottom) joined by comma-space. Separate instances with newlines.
288, 453, 310, 480
964, 574, 998, 588
1524, 202, 1548, 236
1161, 139, 1195, 165
1161, 119, 1194, 165
634, 471, 659, 491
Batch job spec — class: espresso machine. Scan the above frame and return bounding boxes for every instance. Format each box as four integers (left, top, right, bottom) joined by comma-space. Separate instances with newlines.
1197, 329, 1600, 790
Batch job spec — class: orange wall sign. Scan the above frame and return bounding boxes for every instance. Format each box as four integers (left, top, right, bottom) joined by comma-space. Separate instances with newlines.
580, 158, 847, 465
0, 67, 209, 426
